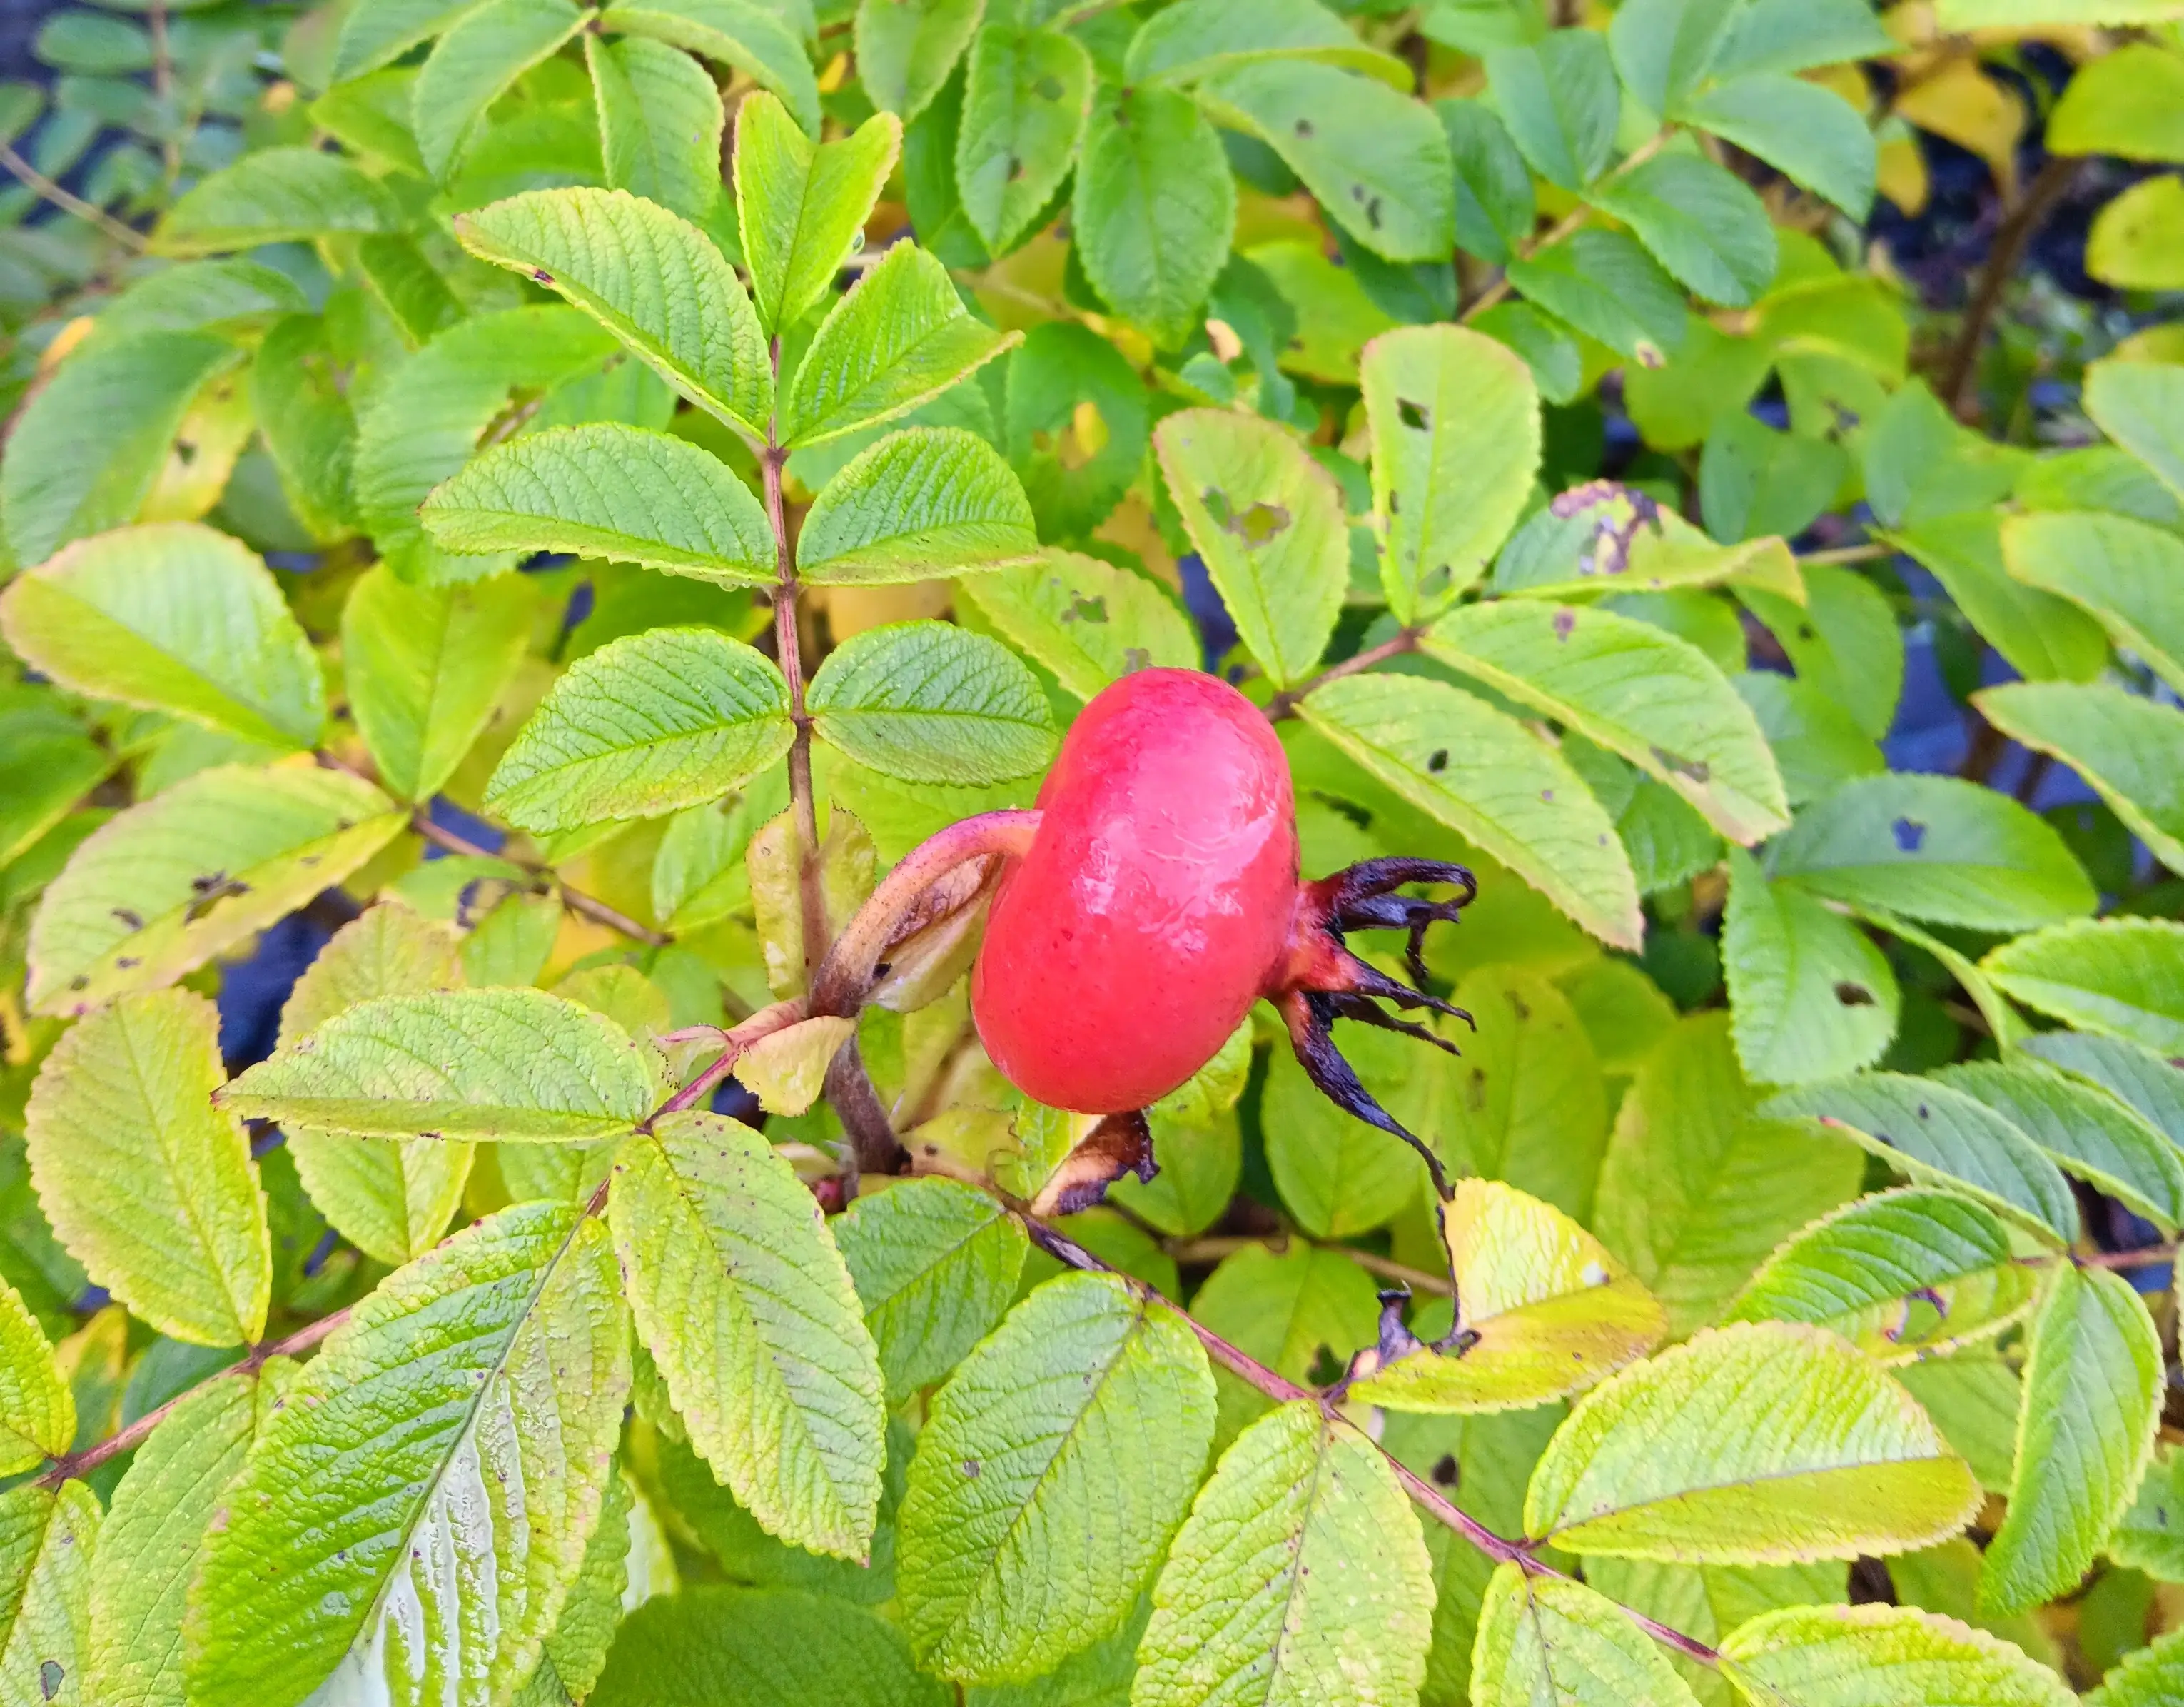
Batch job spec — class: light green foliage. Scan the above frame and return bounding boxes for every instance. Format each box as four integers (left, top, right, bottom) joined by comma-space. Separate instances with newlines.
1978, 683, 2184, 876
1722, 846, 1899, 1085
899, 1272, 1215, 1681
591, 1586, 946, 1706
0, 1481, 98, 1707
1889, 515, 2110, 685
1985, 918, 2184, 1053
957, 551, 1199, 700
797, 428, 1040, 584
413, 0, 587, 181
1936, 1059, 2184, 1231
2112, 1448, 2184, 1581
2004, 511, 2184, 691
1126, 0, 1410, 88
1582, 1557, 1849, 1707
2085, 358, 2184, 500
836, 1177, 1028, 1402
857, 0, 981, 123
602, 0, 820, 136
956, 26, 1093, 254
807, 620, 1057, 785
1590, 153, 1777, 308
1075, 86, 1235, 351
0, 1281, 67, 1477
151, 148, 404, 254
737, 94, 900, 337
589, 34, 728, 225
1258, 1027, 1428, 1237
1721, 1603, 2072, 1707
2088, 1629, 2184, 1707
1471, 1564, 1703, 1707
1187, 1242, 1378, 1446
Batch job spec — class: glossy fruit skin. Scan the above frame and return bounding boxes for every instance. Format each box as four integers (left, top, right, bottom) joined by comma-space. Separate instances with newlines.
972, 668, 1298, 1114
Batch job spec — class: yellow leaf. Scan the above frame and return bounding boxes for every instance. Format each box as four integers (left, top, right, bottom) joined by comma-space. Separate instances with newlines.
2088, 173, 2184, 291
1896, 61, 2027, 198
732, 1014, 856, 1115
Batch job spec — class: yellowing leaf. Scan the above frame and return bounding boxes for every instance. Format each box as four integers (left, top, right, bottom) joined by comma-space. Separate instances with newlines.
734, 1014, 856, 1115
1719, 1603, 2072, 1707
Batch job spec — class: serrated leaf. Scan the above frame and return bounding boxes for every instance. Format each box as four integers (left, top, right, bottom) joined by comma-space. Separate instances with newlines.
1719, 1604, 2072, 1707
955, 25, 1091, 253
1676, 74, 1875, 218
590, 1585, 947, 1706
1074, 85, 1234, 351
736, 92, 901, 336
150, 147, 403, 254
0, 521, 324, 751
1702, 413, 1847, 545
23, 990, 267, 1347
1125, 0, 1411, 88
486, 626, 794, 830
1299, 672, 1643, 949
513, 1467, 639, 1706
856, 0, 980, 124
413, 0, 586, 180
2003, 510, 2184, 692
1588, 152, 1778, 307
1133, 1399, 1432, 1707
0, 1282, 69, 1476
2085, 356, 2184, 500
1472, 1563, 1703, 1707
1978, 683, 2184, 877
1759, 1074, 2078, 1246
1524, 1321, 1981, 1564
221, 988, 653, 1142
1350, 1179, 1666, 1414
2022, 1029, 2184, 1151
836, 1177, 1028, 1402
611, 1111, 884, 1559
797, 426, 1039, 584
332, 0, 489, 81
587, 33, 726, 225
27, 763, 404, 1017
1507, 228, 1687, 366
900, 1271, 1215, 1681
1722, 845, 1899, 1086
1188, 1242, 1378, 1447
186, 1204, 630, 1707
807, 620, 1056, 784
1985, 917, 2184, 1054
958, 553, 1195, 703
251, 314, 358, 543
1981, 1262, 2161, 1613
781, 242, 1018, 448
2089, 1628, 2184, 1707
1769, 772, 2095, 933
1486, 29, 1617, 191
1154, 408, 1347, 687
2113, 1447, 2184, 1581
600, 0, 821, 135
1936, 1059, 2184, 1232
457, 187, 774, 438
1723, 1189, 2037, 1365
0, 1481, 98, 1706
1584, 1555, 1849, 1707
1887, 515, 2109, 686
423, 423, 776, 585
1495, 495, 1796, 603
732, 1014, 855, 1114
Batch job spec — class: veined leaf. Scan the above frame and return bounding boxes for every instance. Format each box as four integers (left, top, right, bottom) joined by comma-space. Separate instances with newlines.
1260, 1024, 1430, 1237
0, 1281, 69, 1475
1154, 408, 1348, 688
1486, 29, 1617, 191
1889, 514, 2109, 686
591, 1586, 946, 1707
24, 989, 268, 1346
1425, 600, 1788, 844
1719, 1604, 2072, 1707
1299, 672, 1643, 949
2085, 356, 2184, 501
781, 242, 1018, 448
486, 626, 794, 830
836, 1177, 1028, 1402
807, 620, 1056, 785
1676, 74, 1875, 219
221, 988, 654, 1142
855, 0, 980, 124
1587, 152, 1778, 308
1125, 0, 1412, 88
1723, 1189, 2037, 1364
605, 0, 821, 136
1133, 1399, 1432, 1707
1936, 1059, 2184, 1232
413, 0, 587, 180
2088, 1628, 2184, 1707
956, 24, 1093, 253
1362, 324, 1540, 620
2113, 1448, 2184, 1582
610, 1111, 886, 1561
735, 91, 901, 335
457, 187, 774, 438
186, 1204, 630, 1707
1523, 1321, 1982, 1563
1981, 1262, 2162, 1613
332, 0, 489, 80
1978, 682, 2184, 877
2003, 510, 2184, 693
1349, 1178, 1666, 1414
1472, 1564, 1703, 1707
1440, 97, 1536, 266
1985, 917, 2184, 1054
957, 550, 1198, 701
0, 1481, 99, 1704
797, 427, 1039, 584
1759, 1074, 2078, 1246
1188, 1242, 1379, 1448
1584, 1552, 1851, 1707
251, 313, 358, 543
2021, 1030, 2184, 1152
512, 1468, 644, 1707
1507, 228, 1688, 366
423, 423, 776, 585
0, 521, 324, 750
150, 147, 403, 254
1722, 845, 1899, 1086
26, 763, 403, 1017
587, 34, 727, 225
1074, 85, 1234, 351
899, 1272, 1215, 1681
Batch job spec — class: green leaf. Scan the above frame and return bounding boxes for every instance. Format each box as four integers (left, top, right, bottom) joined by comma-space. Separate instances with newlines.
2113, 1447, 2184, 1581
1719, 1604, 2073, 1707
1426, 600, 1787, 844
1977, 683, 2184, 877
1350, 1178, 1667, 1415
516, 1466, 642, 1706
736, 92, 901, 336
2088, 176, 2184, 291
457, 187, 774, 439
899, 1271, 1215, 1681
1298, 672, 1644, 949
1188, 1242, 1378, 1446
1724, 1188, 2038, 1364
1594, 1012, 1862, 1339
0, 1278, 67, 1476
2085, 356, 2184, 500
610, 1111, 885, 1559
2048, 41, 2184, 162
1860, 382, 2018, 530
587, 33, 727, 226
1981, 1263, 2163, 1613
1361, 323, 1540, 619
782, 242, 1018, 448
186, 1203, 630, 1707
807, 620, 1057, 785
1701, 413, 1848, 545
1712, 0, 1897, 77
1073, 85, 1235, 351
332, 0, 487, 80
2022, 1030, 2184, 1152
1195, 61, 1455, 263
956, 550, 1198, 700
1588, 152, 1777, 307
956, 25, 1092, 253
486, 626, 794, 830
836, 1177, 1028, 1402
1125, 0, 1412, 88
221, 988, 654, 1142
1734, 673, 1883, 810
1486, 30, 1618, 191
23, 989, 268, 1347
797, 427, 1039, 584
1260, 1025, 1431, 1239
1676, 74, 1875, 218
1769, 772, 2095, 933
1722, 845, 1899, 1086
2088, 1628, 2184, 1707
2004, 510, 2184, 691
1986, 918, 2184, 1054
413, 0, 586, 180
600, 0, 821, 136
250, 314, 359, 543
1507, 227, 1688, 366
1759, 1074, 2078, 1246
27, 764, 403, 1017
1739, 564, 1901, 740
0, 521, 323, 750
1472, 1563, 1704, 1707
856, 0, 980, 123
1888, 514, 2110, 685
1608, 0, 1735, 115
1153, 408, 1348, 687
1438, 96, 1537, 267
1134, 1399, 1432, 1707
0, 331, 238, 568
1936, 1059, 2184, 1232
1896, 1351, 2020, 1499
423, 423, 776, 585
150, 147, 403, 254
1525, 1320, 1981, 1562
0, 1481, 98, 1706
591, 1586, 946, 1707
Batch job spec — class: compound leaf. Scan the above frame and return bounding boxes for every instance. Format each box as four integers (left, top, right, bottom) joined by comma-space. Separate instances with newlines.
588, 32, 727, 225
151, 147, 403, 254
2003, 510, 2184, 692
600, 0, 820, 135
0, 1481, 99, 1706
1977, 682, 2184, 877
856, 0, 980, 124
835, 1176, 1028, 1402
1074, 85, 1235, 350
956, 25, 1092, 254
1936, 1059, 2184, 1232
1722, 845, 1899, 1085
797, 427, 1039, 585
0, 1283, 69, 1476
736, 92, 901, 335
413, 0, 586, 181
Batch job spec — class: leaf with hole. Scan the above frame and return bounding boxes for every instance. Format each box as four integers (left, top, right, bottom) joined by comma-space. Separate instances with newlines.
954, 25, 1092, 254
956, 550, 1198, 702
